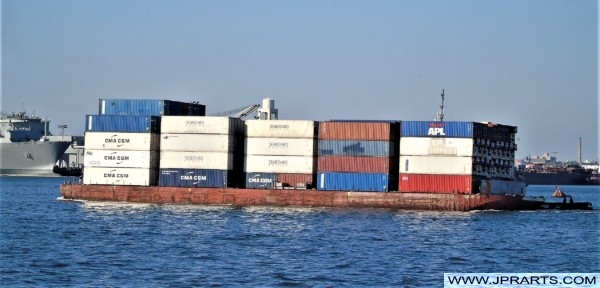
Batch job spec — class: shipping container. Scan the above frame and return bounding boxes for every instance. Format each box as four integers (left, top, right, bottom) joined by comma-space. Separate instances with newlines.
244, 173, 315, 189
160, 151, 234, 170
399, 174, 475, 194
401, 121, 473, 138
86, 115, 161, 133
84, 149, 159, 168
318, 121, 398, 140
244, 155, 316, 174
161, 116, 244, 135
99, 99, 205, 116
400, 155, 473, 175
245, 172, 278, 189
318, 156, 391, 173
276, 173, 314, 189
317, 172, 390, 192
479, 179, 526, 196
84, 132, 160, 151
160, 134, 235, 152
159, 169, 233, 188
246, 137, 316, 156
318, 140, 395, 157
245, 120, 317, 138
83, 167, 158, 186
399, 137, 474, 156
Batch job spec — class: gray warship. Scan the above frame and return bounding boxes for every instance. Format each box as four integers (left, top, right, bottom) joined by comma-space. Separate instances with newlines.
0, 111, 71, 175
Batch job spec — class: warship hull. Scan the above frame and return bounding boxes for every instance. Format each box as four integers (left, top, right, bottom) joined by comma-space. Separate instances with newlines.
1, 141, 71, 175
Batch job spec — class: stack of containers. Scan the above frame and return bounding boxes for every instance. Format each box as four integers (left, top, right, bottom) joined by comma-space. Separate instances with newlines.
158, 116, 245, 188
244, 120, 318, 189
83, 115, 161, 185
317, 121, 400, 192
83, 99, 205, 186
399, 121, 518, 194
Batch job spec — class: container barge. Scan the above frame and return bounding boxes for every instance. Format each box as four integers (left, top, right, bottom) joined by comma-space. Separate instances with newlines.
59, 96, 593, 211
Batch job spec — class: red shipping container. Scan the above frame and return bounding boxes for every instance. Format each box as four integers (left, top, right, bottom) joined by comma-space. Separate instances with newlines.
399, 174, 474, 194
319, 122, 395, 140
277, 173, 314, 188
318, 156, 391, 173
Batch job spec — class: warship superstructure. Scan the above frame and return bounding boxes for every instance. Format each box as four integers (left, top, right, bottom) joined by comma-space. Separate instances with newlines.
0, 111, 71, 175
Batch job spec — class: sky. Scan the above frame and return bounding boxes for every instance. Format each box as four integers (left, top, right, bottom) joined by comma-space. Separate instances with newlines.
2, 0, 598, 162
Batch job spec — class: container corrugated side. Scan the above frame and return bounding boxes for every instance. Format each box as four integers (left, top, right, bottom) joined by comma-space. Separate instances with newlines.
480, 179, 526, 196
400, 155, 473, 175
317, 172, 389, 192
244, 155, 315, 174
160, 134, 234, 152
158, 169, 230, 188
317, 156, 391, 173
84, 149, 159, 168
83, 167, 158, 186
318, 121, 396, 140
86, 115, 161, 133
246, 137, 316, 156
160, 151, 234, 170
318, 140, 395, 156
277, 173, 315, 188
401, 121, 473, 138
161, 116, 244, 135
245, 120, 317, 138
99, 99, 205, 116
84, 132, 160, 150
400, 137, 474, 156
245, 172, 278, 189
399, 174, 474, 194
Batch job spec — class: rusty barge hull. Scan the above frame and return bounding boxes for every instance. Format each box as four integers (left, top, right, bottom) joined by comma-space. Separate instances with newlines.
60, 184, 537, 211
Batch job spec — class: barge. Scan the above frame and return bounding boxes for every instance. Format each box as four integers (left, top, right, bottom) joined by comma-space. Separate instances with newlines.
59, 184, 592, 211
59, 96, 593, 211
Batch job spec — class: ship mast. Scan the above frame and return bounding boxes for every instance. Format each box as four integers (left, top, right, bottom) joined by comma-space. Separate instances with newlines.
435, 89, 445, 122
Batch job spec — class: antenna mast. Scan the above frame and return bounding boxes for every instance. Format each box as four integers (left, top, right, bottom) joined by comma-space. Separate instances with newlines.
435, 89, 445, 122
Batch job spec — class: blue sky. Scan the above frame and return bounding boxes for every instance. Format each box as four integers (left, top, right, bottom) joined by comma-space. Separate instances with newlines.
2, 0, 598, 161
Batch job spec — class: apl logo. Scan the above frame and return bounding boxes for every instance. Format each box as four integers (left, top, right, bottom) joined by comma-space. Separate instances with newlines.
427, 122, 446, 136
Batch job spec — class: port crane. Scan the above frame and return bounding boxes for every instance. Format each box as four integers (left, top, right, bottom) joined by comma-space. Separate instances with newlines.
210, 104, 261, 120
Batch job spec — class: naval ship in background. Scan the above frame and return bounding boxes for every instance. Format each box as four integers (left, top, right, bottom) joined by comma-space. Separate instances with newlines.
0, 110, 72, 175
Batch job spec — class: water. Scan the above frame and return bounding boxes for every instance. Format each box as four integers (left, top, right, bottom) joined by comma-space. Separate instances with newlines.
1, 176, 599, 287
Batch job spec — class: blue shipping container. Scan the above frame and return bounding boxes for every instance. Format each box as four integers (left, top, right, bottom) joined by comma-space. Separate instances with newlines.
317, 172, 389, 192
245, 172, 278, 189
86, 115, 161, 133
318, 140, 395, 157
159, 169, 229, 188
99, 99, 206, 116
401, 121, 473, 138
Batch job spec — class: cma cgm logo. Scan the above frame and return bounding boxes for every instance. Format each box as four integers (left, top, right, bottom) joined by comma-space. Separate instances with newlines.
427, 122, 446, 136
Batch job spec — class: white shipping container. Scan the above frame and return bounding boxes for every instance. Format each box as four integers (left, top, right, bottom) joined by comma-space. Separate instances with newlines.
84, 132, 160, 151
400, 155, 473, 175
161, 116, 243, 134
245, 120, 316, 138
83, 167, 158, 186
160, 151, 234, 170
84, 149, 159, 168
246, 137, 315, 156
400, 137, 474, 156
244, 155, 315, 174
160, 134, 234, 152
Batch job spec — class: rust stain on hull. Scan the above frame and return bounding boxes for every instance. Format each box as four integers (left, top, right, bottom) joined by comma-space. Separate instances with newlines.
60, 184, 531, 212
